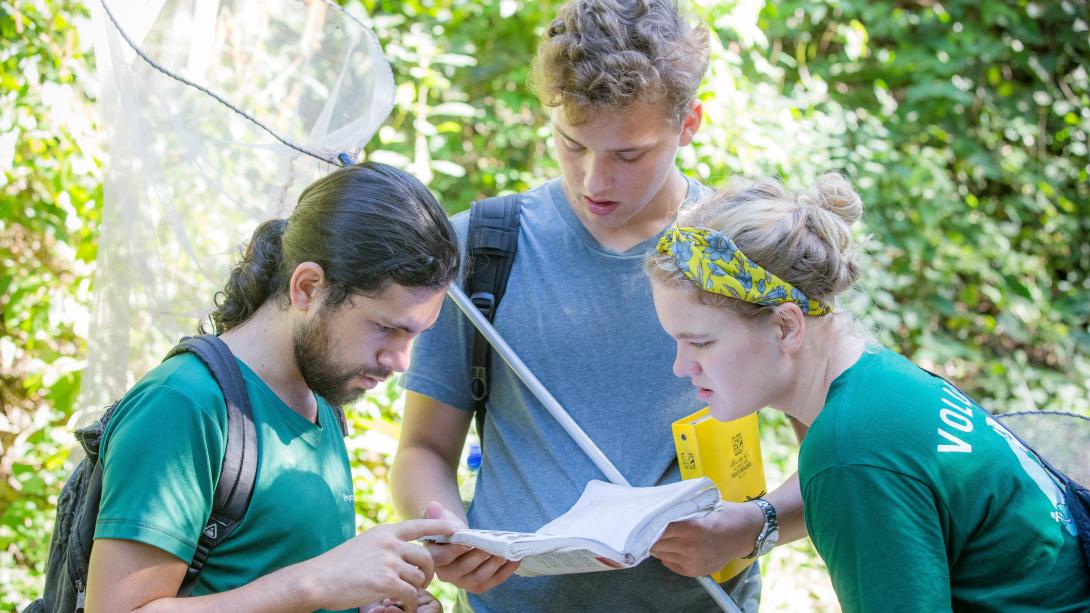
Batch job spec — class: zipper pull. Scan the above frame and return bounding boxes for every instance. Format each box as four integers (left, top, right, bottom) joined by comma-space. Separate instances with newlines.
75, 579, 86, 612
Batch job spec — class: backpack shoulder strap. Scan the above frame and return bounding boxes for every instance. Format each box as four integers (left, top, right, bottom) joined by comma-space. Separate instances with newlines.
165, 335, 258, 596
465, 194, 522, 433
331, 405, 349, 437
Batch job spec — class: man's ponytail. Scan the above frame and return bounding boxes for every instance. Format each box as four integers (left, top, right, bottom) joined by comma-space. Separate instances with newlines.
198, 162, 458, 334
202, 219, 288, 334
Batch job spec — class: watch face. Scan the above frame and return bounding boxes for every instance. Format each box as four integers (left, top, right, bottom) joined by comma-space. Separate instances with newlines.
748, 498, 778, 557
758, 529, 779, 555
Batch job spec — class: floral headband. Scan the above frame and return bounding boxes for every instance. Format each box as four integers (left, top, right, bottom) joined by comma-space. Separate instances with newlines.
656, 225, 833, 316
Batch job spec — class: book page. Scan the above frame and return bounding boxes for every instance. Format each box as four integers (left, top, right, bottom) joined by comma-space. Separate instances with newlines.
628, 491, 720, 555
537, 479, 714, 553
423, 479, 718, 576
426, 529, 614, 561
425, 529, 552, 557
516, 548, 631, 577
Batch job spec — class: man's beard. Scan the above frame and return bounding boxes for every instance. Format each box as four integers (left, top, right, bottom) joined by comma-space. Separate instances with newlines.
292, 309, 390, 408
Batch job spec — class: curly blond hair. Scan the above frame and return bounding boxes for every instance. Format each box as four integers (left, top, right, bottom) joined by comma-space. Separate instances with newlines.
530, 0, 710, 125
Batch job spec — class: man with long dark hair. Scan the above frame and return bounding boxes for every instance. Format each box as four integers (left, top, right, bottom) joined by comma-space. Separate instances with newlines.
85, 163, 459, 612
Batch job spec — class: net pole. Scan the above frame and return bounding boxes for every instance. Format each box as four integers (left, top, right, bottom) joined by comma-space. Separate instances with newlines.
448, 284, 744, 613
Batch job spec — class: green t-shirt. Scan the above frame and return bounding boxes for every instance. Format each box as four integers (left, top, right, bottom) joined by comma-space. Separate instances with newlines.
800, 346, 1089, 613
96, 353, 356, 609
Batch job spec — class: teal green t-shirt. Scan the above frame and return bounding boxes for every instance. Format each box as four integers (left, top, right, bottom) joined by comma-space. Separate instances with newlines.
96, 353, 356, 608
800, 347, 1089, 613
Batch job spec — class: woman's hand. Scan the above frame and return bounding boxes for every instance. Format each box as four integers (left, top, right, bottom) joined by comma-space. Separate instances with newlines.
649, 501, 764, 577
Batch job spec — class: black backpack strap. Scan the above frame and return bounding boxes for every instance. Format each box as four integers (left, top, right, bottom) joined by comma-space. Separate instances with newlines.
164, 335, 258, 596
331, 405, 349, 437
465, 195, 522, 438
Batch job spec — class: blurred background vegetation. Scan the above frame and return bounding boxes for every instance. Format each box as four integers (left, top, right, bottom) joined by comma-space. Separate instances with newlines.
2, 0, 1088, 610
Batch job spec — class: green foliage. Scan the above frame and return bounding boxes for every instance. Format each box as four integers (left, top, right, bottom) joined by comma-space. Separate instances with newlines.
2, 0, 1088, 611
0, 0, 102, 607
746, 0, 1090, 412
362, 0, 561, 210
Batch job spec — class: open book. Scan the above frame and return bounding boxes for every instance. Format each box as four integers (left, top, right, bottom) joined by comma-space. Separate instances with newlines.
426, 478, 720, 577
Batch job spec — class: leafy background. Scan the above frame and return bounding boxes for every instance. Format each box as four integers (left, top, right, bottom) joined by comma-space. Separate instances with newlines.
2, 0, 1087, 610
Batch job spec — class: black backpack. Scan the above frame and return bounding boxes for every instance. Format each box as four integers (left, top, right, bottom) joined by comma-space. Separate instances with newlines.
464, 194, 522, 440
25, 335, 258, 613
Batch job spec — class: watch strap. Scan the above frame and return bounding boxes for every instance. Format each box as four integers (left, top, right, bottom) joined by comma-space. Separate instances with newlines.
744, 497, 778, 559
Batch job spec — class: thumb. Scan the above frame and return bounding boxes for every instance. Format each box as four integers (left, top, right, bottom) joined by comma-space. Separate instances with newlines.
424, 500, 467, 529
423, 500, 446, 520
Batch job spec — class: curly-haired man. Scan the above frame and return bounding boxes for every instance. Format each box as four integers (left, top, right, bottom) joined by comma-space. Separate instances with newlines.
391, 2, 807, 610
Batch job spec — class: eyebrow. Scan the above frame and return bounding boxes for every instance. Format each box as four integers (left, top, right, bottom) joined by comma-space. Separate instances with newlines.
379, 319, 424, 335
554, 126, 654, 154
380, 318, 441, 335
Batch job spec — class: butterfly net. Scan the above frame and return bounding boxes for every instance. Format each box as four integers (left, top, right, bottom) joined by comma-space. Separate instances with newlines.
81, 0, 393, 417
994, 411, 1090, 484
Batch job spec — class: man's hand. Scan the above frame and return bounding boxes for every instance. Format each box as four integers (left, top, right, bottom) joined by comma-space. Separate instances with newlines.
649, 501, 764, 577
362, 589, 444, 613
420, 501, 520, 593
305, 518, 456, 612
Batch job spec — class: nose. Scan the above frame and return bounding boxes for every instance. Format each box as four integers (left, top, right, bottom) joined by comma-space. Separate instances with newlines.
378, 338, 413, 373
583, 154, 611, 195
672, 346, 700, 379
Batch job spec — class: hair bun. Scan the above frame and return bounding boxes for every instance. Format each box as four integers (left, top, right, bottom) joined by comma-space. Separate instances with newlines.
806, 173, 863, 225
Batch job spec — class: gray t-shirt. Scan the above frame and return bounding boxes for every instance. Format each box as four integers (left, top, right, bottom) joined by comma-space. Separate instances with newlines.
403, 177, 760, 612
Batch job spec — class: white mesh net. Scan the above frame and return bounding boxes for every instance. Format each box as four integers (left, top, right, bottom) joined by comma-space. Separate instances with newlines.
81, 0, 394, 417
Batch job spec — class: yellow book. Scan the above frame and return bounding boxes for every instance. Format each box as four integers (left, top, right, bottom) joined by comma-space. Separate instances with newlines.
672, 408, 766, 582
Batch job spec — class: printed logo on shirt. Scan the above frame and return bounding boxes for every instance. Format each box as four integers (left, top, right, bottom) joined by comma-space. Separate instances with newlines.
342, 493, 356, 504
984, 416, 1077, 537
936, 384, 975, 454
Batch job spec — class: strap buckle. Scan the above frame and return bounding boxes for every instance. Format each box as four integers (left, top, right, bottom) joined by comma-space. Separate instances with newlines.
470, 291, 496, 319
470, 366, 488, 401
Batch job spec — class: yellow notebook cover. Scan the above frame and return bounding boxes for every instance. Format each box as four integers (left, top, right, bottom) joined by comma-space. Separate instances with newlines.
672, 408, 766, 582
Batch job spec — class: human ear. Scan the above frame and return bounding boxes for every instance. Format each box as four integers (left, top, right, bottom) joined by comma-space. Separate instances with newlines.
772, 303, 806, 353
678, 100, 703, 146
288, 262, 327, 311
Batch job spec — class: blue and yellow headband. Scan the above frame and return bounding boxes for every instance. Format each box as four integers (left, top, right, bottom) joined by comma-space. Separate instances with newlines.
656, 225, 833, 316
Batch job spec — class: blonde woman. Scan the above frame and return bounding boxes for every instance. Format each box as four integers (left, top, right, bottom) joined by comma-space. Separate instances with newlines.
646, 175, 1089, 612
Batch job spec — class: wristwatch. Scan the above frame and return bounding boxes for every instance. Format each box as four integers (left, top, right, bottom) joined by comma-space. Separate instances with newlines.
743, 497, 779, 558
